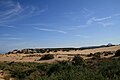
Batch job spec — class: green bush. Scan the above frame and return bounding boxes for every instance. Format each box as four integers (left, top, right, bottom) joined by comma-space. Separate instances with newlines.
72, 55, 85, 66
91, 52, 101, 60
40, 54, 54, 60
98, 58, 120, 79
104, 53, 108, 56
103, 51, 113, 56
115, 49, 120, 56
0, 55, 120, 80
87, 53, 93, 57
94, 52, 101, 58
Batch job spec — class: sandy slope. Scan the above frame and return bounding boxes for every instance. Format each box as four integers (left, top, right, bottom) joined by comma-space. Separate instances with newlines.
50, 45, 120, 54
0, 45, 120, 63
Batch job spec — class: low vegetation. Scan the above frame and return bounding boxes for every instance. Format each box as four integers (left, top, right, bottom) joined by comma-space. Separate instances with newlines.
7, 44, 115, 54
39, 54, 54, 60
115, 49, 120, 56
72, 55, 85, 66
1, 48, 120, 80
0, 52, 120, 80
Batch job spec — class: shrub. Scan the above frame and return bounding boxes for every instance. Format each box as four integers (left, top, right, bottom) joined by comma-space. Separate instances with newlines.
104, 53, 108, 56
115, 49, 120, 56
94, 52, 101, 57
40, 54, 54, 60
107, 51, 113, 55
98, 58, 120, 79
72, 55, 85, 66
91, 52, 102, 60
103, 51, 113, 56
54, 50, 57, 52
87, 53, 93, 57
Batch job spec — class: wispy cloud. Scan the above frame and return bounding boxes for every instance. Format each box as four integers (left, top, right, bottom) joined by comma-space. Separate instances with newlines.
113, 13, 120, 17
63, 8, 94, 21
82, 8, 94, 18
86, 16, 112, 25
94, 16, 112, 21
23, 23, 47, 26
29, 5, 48, 16
0, 1, 22, 23
0, 34, 12, 37
66, 13, 119, 30
98, 22, 114, 27
0, 37, 22, 41
86, 16, 114, 27
0, 0, 48, 23
0, 24, 16, 28
86, 13, 120, 25
34, 27, 67, 34
65, 13, 118, 30
73, 34, 88, 38
86, 17, 95, 25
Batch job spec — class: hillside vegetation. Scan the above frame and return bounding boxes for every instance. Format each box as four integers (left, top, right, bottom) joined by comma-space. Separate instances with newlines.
0, 49, 120, 80
7, 44, 115, 54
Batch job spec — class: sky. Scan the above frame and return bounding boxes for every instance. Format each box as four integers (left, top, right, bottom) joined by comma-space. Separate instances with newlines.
0, 0, 120, 53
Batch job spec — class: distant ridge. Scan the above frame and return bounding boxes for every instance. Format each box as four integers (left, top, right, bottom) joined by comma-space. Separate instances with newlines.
6, 44, 116, 54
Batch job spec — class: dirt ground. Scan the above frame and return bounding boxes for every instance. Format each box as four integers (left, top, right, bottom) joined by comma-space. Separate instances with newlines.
0, 45, 120, 63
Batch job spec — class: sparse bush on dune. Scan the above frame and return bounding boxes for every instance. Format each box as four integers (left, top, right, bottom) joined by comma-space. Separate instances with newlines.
104, 53, 108, 56
115, 49, 120, 56
1, 49, 120, 80
91, 52, 102, 60
94, 52, 101, 57
0, 57, 120, 80
39, 54, 54, 60
72, 54, 85, 66
103, 51, 113, 56
87, 53, 93, 57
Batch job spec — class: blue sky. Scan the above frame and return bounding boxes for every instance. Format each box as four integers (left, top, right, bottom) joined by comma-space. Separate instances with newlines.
0, 0, 120, 53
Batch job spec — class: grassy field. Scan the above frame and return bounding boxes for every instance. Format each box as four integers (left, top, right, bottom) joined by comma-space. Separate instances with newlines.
0, 45, 120, 63
0, 46, 120, 80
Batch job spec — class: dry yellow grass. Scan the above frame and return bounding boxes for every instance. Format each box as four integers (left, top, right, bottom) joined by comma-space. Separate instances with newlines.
0, 45, 120, 63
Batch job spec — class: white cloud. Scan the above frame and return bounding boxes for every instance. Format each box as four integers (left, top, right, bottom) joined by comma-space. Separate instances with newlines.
0, 34, 12, 37
0, 1, 22, 23
0, 37, 22, 41
23, 23, 47, 26
29, 5, 48, 16
85, 12, 120, 26
0, 24, 15, 28
82, 8, 94, 18
98, 22, 114, 27
0, 0, 48, 23
86, 17, 95, 25
34, 27, 67, 34
86, 16, 112, 25
94, 16, 112, 21
74, 35, 88, 38
113, 13, 120, 17
66, 13, 118, 30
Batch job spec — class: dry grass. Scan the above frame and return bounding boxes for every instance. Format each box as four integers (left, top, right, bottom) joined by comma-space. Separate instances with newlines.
0, 45, 120, 63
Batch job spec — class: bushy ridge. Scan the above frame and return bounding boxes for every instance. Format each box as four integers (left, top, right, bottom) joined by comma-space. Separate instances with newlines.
7, 44, 116, 54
